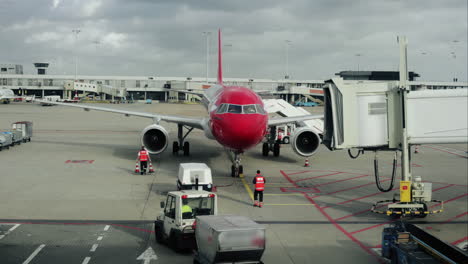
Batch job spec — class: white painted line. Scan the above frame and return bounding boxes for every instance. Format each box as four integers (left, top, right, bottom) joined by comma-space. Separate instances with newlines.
97, 236, 103, 241
82, 257, 91, 264
104, 225, 110, 231
90, 244, 98, 252
22, 244, 45, 264
0, 224, 21, 240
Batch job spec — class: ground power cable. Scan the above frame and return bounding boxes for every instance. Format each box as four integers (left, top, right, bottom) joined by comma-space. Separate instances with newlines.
373, 151, 397, 192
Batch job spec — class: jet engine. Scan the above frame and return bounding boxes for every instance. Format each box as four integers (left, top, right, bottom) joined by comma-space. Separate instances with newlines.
290, 127, 321, 157
141, 124, 169, 154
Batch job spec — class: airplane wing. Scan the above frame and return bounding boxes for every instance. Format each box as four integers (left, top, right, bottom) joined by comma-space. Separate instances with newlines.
268, 114, 324, 126
34, 99, 205, 129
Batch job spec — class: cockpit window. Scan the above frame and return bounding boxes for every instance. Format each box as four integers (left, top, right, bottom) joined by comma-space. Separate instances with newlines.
227, 104, 242, 113
243, 105, 257, 114
216, 103, 228, 114
255, 104, 266, 114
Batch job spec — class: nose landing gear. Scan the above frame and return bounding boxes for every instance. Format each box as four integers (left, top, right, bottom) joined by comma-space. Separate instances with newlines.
231, 152, 244, 177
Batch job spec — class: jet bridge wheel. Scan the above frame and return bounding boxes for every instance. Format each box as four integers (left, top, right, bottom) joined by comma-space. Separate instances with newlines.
172, 141, 179, 154
183, 142, 190, 156
262, 143, 269, 156
273, 143, 280, 157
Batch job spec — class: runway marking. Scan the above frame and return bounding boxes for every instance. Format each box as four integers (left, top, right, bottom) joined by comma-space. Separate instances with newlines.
82, 257, 91, 264
97, 236, 103, 241
264, 193, 304, 196
104, 225, 110, 231
0, 223, 20, 240
90, 244, 98, 252
22, 244, 45, 264
240, 175, 254, 202
294, 172, 344, 182
267, 204, 315, 206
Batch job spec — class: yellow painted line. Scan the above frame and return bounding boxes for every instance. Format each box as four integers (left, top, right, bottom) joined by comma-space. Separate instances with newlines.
239, 174, 254, 201
266, 204, 315, 206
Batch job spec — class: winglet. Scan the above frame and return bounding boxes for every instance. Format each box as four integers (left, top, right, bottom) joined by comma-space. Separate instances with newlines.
217, 29, 223, 84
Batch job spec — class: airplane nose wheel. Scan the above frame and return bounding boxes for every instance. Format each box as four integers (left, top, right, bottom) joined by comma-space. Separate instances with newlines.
231, 153, 243, 177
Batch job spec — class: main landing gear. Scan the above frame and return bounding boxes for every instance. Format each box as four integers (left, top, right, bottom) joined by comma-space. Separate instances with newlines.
262, 141, 280, 157
231, 152, 244, 178
172, 124, 194, 156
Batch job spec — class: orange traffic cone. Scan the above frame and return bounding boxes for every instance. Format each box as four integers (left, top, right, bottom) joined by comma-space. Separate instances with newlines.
148, 162, 154, 173
134, 162, 140, 174
304, 159, 310, 167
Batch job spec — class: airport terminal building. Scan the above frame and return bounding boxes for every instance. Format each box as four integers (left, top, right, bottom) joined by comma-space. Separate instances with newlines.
1, 63, 466, 103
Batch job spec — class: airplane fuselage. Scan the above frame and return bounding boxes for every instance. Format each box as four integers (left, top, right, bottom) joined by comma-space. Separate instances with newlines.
207, 85, 268, 153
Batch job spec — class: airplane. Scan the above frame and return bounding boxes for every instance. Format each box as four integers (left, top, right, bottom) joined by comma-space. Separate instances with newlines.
0, 88, 21, 104
35, 29, 323, 177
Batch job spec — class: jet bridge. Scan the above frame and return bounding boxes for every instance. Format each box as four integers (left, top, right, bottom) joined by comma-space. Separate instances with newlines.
322, 36, 468, 217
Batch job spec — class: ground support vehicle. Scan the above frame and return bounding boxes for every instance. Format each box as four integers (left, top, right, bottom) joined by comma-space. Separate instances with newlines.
154, 190, 217, 252
177, 163, 213, 191
12, 121, 33, 142
194, 215, 266, 264
381, 221, 467, 263
0, 133, 13, 151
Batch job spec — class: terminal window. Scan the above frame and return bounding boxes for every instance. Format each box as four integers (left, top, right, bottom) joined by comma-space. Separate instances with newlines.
1, 68, 6, 72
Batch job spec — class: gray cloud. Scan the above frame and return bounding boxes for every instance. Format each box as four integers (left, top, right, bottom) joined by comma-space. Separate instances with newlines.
0, 0, 466, 81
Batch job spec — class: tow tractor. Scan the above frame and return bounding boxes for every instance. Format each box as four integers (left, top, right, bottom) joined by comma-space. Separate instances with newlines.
381, 221, 467, 263
154, 190, 217, 251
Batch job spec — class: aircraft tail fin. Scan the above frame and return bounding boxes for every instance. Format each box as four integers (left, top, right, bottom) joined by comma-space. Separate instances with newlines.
217, 29, 223, 84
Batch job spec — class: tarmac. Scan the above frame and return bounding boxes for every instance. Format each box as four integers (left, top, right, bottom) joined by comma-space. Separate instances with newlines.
0, 102, 467, 264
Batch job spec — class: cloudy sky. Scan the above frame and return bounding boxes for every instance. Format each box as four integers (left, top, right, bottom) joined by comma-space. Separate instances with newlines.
0, 0, 466, 81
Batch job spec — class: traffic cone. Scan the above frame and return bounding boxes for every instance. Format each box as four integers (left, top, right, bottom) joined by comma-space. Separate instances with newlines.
134, 162, 140, 174
148, 161, 154, 173
259, 202, 263, 208
414, 146, 419, 154
254, 201, 259, 207
304, 159, 310, 167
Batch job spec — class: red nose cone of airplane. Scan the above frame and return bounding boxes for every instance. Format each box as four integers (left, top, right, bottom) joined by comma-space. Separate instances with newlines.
212, 113, 267, 151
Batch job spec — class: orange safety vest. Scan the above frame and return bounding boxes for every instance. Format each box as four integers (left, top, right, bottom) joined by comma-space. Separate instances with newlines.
139, 150, 149, 161
254, 174, 265, 191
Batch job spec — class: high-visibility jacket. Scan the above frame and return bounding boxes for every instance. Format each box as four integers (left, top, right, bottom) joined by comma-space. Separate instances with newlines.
254, 174, 265, 191
182, 205, 192, 213
138, 150, 149, 161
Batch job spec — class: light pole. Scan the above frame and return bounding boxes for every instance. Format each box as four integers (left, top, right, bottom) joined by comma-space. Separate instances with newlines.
203, 31, 212, 83
355, 53, 362, 72
72, 29, 81, 82
451, 40, 460, 82
285, 40, 292, 79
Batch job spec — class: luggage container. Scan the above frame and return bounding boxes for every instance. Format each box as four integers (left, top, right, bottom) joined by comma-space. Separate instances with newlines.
9, 130, 23, 145
0, 132, 13, 150
12, 121, 33, 142
178, 163, 213, 191
194, 215, 265, 264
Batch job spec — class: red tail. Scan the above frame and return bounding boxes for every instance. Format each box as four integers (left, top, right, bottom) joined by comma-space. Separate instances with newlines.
217, 29, 223, 84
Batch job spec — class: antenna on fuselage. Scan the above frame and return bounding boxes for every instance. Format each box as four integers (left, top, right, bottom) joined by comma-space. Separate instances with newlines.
217, 28, 223, 85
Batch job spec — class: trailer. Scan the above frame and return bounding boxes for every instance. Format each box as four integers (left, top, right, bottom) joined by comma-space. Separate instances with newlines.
381, 222, 467, 264
194, 215, 265, 264
0, 133, 13, 151
177, 163, 213, 191
12, 121, 33, 142
9, 129, 23, 145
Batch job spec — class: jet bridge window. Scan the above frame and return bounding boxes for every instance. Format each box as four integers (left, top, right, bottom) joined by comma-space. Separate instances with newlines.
243, 105, 257, 114
216, 103, 228, 114
227, 104, 242, 113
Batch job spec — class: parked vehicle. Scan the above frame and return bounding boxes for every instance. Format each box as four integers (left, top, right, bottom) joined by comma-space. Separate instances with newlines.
154, 190, 218, 252
194, 215, 266, 264
177, 163, 213, 191
9, 130, 23, 145
294, 101, 318, 107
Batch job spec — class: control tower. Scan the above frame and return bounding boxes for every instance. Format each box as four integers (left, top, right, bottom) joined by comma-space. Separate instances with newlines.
33, 63, 49, 75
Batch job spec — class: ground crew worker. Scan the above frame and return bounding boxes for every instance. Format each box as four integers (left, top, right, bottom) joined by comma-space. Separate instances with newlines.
137, 146, 149, 175
253, 170, 266, 207
181, 199, 193, 218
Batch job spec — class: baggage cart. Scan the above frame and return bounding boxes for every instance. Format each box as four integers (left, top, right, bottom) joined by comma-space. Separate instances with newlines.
12, 121, 33, 142
0, 132, 13, 150
194, 215, 265, 264
178, 163, 213, 191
